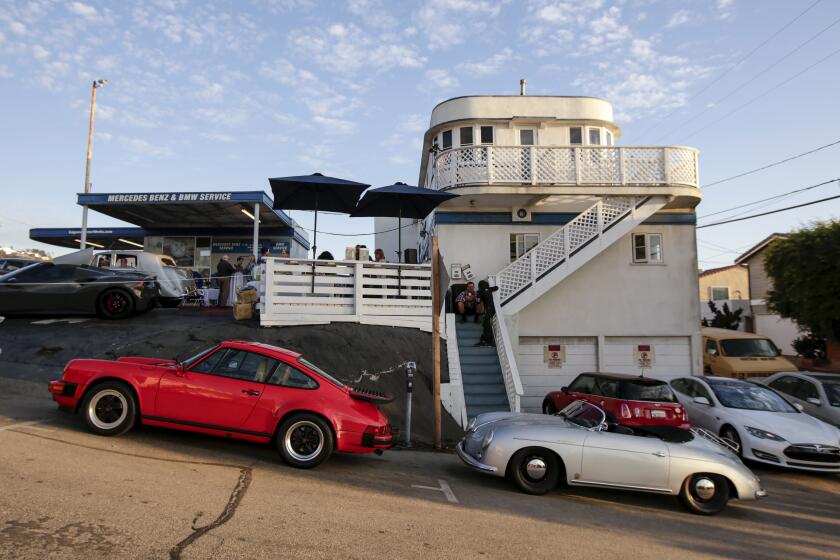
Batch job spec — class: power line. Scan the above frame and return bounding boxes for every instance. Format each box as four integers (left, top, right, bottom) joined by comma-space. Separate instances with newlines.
634, 0, 822, 140
652, 12, 840, 143
681, 45, 840, 142
703, 138, 840, 188
698, 178, 839, 220
697, 193, 840, 229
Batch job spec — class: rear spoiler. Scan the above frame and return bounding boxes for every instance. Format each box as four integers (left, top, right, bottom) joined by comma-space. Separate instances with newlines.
348, 386, 395, 404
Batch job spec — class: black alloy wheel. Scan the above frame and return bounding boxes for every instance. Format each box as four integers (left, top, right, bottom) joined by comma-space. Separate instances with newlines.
97, 289, 135, 319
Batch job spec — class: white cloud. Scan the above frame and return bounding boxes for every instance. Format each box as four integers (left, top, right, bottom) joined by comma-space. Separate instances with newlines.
119, 136, 171, 158
348, 0, 399, 29
32, 45, 49, 60
399, 113, 428, 133
666, 9, 693, 28
7, 20, 27, 36
194, 107, 249, 127
68, 2, 98, 21
95, 131, 113, 142
289, 23, 426, 75
457, 48, 514, 76
424, 68, 458, 89
413, 0, 506, 49
202, 132, 236, 143
717, 0, 735, 20
0, 65, 12, 79
190, 74, 225, 103
313, 115, 357, 134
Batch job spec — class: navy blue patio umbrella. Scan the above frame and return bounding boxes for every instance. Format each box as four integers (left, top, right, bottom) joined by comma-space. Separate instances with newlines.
350, 182, 458, 263
269, 172, 370, 291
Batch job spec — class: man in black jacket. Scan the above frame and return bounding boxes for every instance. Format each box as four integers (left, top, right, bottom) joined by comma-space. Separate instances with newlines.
476, 280, 499, 347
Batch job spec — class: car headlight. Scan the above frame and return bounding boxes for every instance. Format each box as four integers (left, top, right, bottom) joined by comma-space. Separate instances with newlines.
745, 426, 786, 442
481, 430, 494, 449
466, 418, 477, 433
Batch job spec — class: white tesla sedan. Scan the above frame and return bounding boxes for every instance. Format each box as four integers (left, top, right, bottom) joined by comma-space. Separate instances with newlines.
670, 376, 840, 473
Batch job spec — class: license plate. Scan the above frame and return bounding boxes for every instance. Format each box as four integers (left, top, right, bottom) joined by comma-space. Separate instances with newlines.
651, 410, 667, 418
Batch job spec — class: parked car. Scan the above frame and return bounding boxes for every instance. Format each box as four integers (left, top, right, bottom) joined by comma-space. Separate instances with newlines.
542, 372, 689, 429
0, 257, 40, 273
89, 250, 189, 307
669, 376, 840, 472
0, 262, 158, 319
48, 340, 396, 468
457, 400, 765, 515
762, 372, 840, 428
702, 327, 797, 378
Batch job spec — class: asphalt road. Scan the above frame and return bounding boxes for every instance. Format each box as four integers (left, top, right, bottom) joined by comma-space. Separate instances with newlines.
1, 378, 839, 560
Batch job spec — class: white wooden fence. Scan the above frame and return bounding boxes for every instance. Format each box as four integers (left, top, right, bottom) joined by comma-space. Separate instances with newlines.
259, 258, 433, 331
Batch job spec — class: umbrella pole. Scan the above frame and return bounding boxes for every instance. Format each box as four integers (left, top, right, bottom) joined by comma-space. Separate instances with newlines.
311, 199, 318, 293
397, 207, 402, 297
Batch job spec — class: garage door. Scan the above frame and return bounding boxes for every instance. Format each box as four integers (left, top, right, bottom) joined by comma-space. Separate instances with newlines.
603, 336, 691, 380
517, 336, 597, 413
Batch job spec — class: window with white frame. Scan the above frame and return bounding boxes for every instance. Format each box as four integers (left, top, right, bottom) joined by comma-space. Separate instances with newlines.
605, 130, 613, 146
589, 128, 601, 145
480, 125, 494, 144
510, 233, 540, 262
709, 286, 730, 300
569, 127, 582, 145
632, 233, 663, 264
519, 129, 535, 145
459, 126, 473, 146
441, 129, 452, 150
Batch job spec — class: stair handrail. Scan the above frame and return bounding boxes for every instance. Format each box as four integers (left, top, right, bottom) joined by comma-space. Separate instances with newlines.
489, 284, 523, 412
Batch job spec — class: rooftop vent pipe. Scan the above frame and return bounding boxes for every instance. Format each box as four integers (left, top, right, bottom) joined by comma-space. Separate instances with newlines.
520, 79, 526, 95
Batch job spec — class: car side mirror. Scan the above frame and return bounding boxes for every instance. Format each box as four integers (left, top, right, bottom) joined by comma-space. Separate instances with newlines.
806, 397, 821, 406
175, 363, 186, 376
793, 402, 804, 412
707, 348, 718, 356
693, 396, 711, 406
560, 386, 568, 393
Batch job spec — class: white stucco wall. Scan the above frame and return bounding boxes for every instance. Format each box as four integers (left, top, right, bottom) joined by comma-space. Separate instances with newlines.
754, 313, 800, 355
430, 96, 616, 129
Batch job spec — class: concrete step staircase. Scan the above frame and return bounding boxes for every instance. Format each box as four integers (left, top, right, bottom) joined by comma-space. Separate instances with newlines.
455, 320, 509, 418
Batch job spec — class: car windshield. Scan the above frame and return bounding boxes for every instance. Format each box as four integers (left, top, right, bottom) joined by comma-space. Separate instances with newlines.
298, 357, 345, 388
818, 378, 840, 407
559, 400, 606, 429
720, 338, 779, 357
712, 383, 797, 412
619, 379, 677, 402
0, 262, 41, 281
182, 346, 218, 368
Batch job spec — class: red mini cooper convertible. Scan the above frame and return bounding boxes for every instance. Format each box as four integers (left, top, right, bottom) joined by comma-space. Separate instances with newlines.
49, 340, 395, 468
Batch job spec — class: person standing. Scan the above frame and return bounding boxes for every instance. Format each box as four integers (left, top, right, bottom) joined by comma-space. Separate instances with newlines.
243, 255, 256, 281
476, 280, 499, 346
216, 255, 236, 307
258, 247, 270, 264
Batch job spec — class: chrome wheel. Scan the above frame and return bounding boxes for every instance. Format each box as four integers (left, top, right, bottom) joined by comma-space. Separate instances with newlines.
693, 477, 716, 501
525, 458, 547, 481
283, 420, 324, 462
87, 389, 128, 430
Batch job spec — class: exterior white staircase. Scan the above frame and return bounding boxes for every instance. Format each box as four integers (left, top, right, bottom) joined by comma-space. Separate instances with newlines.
495, 195, 670, 315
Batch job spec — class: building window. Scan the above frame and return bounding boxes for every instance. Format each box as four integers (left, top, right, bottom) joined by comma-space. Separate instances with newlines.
709, 286, 730, 300
589, 128, 601, 145
605, 130, 613, 146
510, 233, 540, 262
569, 127, 582, 145
632, 233, 663, 264
519, 129, 535, 145
459, 127, 473, 146
480, 125, 494, 144
442, 130, 452, 150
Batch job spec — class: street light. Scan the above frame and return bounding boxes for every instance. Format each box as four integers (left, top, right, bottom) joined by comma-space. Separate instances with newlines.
79, 78, 108, 249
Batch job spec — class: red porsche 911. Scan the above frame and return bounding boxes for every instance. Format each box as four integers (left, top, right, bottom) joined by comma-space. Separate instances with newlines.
48, 340, 395, 468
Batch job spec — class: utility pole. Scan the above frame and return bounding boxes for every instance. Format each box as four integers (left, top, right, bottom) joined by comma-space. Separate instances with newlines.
432, 235, 441, 449
80, 79, 107, 249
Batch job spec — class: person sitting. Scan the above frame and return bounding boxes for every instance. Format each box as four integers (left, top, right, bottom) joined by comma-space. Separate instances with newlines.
455, 281, 484, 323
97, 257, 109, 268
374, 248, 386, 263
317, 251, 334, 260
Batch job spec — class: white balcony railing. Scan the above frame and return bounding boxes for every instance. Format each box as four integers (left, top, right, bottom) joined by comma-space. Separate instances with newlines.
431, 145, 699, 190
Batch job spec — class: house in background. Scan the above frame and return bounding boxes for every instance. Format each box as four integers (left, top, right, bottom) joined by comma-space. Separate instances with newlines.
379, 91, 703, 421
698, 264, 750, 330
735, 233, 799, 354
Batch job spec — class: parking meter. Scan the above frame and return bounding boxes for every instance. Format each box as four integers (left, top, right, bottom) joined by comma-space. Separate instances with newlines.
404, 361, 416, 446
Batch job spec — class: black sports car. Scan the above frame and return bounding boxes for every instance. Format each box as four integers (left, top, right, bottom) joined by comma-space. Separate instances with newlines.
0, 262, 159, 319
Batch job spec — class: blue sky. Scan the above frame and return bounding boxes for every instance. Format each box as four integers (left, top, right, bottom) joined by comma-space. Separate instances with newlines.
0, 0, 838, 265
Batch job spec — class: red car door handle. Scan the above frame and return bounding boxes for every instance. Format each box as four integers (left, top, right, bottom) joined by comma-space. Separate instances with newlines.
241, 389, 261, 396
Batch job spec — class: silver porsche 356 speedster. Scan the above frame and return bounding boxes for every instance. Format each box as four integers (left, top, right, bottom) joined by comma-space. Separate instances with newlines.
456, 400, 766, 515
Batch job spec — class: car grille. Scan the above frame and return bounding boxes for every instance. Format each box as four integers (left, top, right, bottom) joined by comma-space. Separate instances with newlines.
784, 444, 840, 464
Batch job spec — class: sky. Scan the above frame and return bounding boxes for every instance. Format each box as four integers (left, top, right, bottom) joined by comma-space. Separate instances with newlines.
0, 0, 838, 266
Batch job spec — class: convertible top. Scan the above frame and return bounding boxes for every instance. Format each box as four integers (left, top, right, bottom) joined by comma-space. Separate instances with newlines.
633, 425, 694, 443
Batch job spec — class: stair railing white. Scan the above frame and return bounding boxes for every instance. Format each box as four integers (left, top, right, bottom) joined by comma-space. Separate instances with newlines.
495, 196, 638, 304
489, 287, 523, 412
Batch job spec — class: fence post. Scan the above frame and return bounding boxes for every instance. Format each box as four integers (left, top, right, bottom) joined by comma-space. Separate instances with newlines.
354, 262, 364, 321
487, 145, 494, 184
574, 147, 582, 185
530, 146, 537, 185
618, 147, 625, 185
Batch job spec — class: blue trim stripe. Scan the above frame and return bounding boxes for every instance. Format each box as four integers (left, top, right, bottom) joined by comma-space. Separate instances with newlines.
434, 211, 696, 226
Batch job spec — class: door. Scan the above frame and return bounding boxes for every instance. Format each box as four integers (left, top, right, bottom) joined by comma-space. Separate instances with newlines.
0, 264, 82, 313
770, 375, 824, 420
580, 430, 670, 490
154, 348, 279, 430
518, 128, 536, 182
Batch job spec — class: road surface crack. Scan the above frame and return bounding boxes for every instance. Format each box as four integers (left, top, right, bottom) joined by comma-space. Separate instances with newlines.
7, 429, 255, 560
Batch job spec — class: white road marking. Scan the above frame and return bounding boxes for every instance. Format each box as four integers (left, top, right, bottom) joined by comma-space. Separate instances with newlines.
411, 479, 459, 504
31, 318, 90, 325
0, 419, 48, 431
